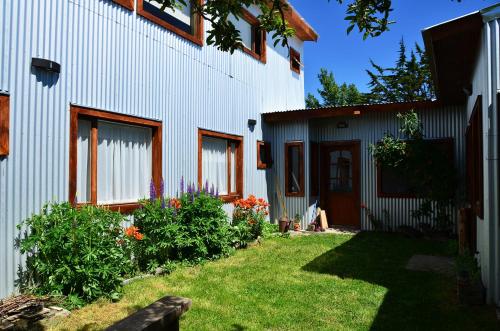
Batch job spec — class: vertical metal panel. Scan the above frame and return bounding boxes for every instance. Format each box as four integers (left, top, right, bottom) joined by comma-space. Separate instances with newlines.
0, 0, 306, 298
310, 105, 467, 231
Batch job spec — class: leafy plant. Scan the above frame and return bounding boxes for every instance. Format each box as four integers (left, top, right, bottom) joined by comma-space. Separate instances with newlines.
17, 203, 134, 305
232, 195, 272, 243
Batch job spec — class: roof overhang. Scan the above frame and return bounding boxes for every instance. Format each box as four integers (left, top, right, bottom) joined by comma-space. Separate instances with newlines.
263, 100, 444, 123
282, 2, 318, 42
422, 11, 484, 104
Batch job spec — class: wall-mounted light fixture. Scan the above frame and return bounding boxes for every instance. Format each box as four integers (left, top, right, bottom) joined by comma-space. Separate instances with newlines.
248, 119, 257, 132
31, 57, 61, 74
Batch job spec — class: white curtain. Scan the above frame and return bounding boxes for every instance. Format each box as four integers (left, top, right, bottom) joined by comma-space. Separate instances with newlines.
230, 143, 236, 193
77, 119, 92, 203
229, 14, 253, 49
202, 136, 228, 195
97, 121, 152, 204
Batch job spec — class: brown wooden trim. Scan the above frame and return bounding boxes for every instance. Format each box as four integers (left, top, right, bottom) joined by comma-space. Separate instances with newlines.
257, 140, 272, 169
237, 8, 267, 64
279, 3, 318, 42
198, 128, 244, 201
69, 105, 163, 212
0, 95, 9, 156
284, 141, 304, 197
137, 0, 204, 47
112, 0, 134, 10
376, 138, 455, 199
310, 141, 319, 196
263, 100, 449, 123
289, 47, 301, 74
466, 96, 483, 219
77, 202, 141, 215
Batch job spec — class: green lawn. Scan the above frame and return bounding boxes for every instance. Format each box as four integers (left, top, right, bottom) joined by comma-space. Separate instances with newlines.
47, 233, 499, 331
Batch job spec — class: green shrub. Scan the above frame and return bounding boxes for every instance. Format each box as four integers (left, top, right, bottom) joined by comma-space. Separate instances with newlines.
232, 195, 272, 242
133, 183, 234, 269
17, 203, 133, 305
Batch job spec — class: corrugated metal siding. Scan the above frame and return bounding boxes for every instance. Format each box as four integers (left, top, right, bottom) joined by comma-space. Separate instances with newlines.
466, 16, 500, 305
311, 105, 467, 231
0, 0, 306, 298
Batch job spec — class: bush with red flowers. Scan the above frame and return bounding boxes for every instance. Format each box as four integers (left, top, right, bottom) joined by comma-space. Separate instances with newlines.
232, 195, 274, 245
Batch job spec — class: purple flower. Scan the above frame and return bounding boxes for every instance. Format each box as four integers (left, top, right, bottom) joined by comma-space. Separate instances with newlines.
180, 176, 185, 195
150, 179, 157, 202
210, 184, 215, 196
187, 182, 193, 195
215, 187, 219, 198
167, 198, 172, 209
204, 180, 209, 193
196, 185, 201, 197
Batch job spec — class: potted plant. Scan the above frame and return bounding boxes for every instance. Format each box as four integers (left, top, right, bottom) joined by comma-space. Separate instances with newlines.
456, 252, 485, 305
293, 214, 301, 231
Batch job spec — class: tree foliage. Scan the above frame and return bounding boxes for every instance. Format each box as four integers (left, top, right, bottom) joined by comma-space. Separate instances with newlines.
365, 39, 435, 103
306, 68, 366, 108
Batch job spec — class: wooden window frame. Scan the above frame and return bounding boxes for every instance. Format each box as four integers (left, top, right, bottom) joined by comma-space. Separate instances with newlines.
310, 141, 319, 196
198, 129, 244, 203
285, 141, 304, 197
290, 47, 301, 74
376, 138, 454, 199
112, 0, 134, 10
137, 0, 204, 46
0, 94, 9, 156
237, 8, 267, 64
466, 96, 484, 219
69, 105, 163, 214
257, 140, 272, 169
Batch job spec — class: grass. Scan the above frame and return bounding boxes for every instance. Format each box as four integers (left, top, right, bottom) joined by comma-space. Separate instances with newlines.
46, 232, 499, 331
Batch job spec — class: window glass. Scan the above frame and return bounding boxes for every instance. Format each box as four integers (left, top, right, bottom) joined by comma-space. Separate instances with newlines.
143, 0, 193, 34
96, 121, 152, 204
229, 14, 253, 49
287, 145, 301, 193
202, 136, 229, 195
77, 119, 92, 203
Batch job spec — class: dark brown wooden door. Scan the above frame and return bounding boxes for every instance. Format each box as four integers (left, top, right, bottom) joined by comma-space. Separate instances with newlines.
321, 141, 361, 228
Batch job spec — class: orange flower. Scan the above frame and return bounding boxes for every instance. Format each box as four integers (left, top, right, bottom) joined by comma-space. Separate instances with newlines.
134, 232, 144, 241
125, 226, 139, 238
170, 198, 181, 209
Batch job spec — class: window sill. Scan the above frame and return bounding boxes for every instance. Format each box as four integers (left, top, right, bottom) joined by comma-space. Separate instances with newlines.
285, 192, 304, 198
77, 202, 142, 214
220, 194, 243, 203
137, 2, 203, 47
241, 47, 266, 64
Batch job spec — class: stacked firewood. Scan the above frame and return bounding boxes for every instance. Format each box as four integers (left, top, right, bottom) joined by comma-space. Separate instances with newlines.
0, 295, 68, 330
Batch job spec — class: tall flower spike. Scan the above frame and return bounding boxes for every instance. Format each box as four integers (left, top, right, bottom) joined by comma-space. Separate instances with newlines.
204, 180, 209, 193
187, 182, 193, 195
196, 185, 201, 197
180, 176, 185, 195
210, 184, 215, 196
149, 179, 157, 202
160, 178, 165, 198
215, 187, 219, 198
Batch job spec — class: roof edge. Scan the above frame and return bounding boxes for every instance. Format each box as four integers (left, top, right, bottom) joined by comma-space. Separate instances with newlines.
283, 2, 318, 42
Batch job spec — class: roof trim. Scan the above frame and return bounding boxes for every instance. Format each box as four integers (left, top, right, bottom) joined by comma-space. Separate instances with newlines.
282, 2, 318, 42
262, 100, 445, 123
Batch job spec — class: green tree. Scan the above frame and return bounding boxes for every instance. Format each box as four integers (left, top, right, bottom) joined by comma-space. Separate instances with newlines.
365, 39, 435, 103
306, 69, 366, 108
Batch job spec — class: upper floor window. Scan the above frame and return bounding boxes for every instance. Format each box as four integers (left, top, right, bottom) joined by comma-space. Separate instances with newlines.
198, 129, 243, 202
69, 106, 162, 213
0, 94, 9, 156
229, 9, 266, 63
285, 141, 304, 197
290, 47, 301, 74
257, 141, 272, 169
137, 0, 203, 46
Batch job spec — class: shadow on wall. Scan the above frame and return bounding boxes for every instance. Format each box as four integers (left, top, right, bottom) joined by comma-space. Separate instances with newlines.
302, 232, 499, 331
31, 66, 59, 88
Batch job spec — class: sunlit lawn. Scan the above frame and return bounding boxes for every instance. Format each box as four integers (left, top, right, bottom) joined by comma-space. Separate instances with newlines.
46, 233, 500, 331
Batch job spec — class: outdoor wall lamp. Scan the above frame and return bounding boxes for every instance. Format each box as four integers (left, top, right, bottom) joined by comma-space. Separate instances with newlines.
31, 57, 61, 74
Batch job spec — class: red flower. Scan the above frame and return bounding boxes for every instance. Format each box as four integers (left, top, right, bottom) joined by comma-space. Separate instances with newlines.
125, 226, 143, 241
360, 203, 367, 209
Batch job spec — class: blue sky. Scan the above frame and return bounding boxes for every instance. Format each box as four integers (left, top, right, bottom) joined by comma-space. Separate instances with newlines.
290, 0, 498, 98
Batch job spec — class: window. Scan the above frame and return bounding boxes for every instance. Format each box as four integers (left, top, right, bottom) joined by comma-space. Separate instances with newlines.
290, 47, 301, 74
69, 106, 162, 213
377, 138, 454, 198
229, 9, 266, 63
310, 142, 319, 196
198, 129, 243, 202
137, 0, 203, 46
0, 94, 8, 156
466, 96, 483, 219
257, 141, 272, 169
112, 0, 134, 10
285, 141, 304, 197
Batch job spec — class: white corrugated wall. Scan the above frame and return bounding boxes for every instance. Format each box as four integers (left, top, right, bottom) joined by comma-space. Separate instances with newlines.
0, 0, 307, 298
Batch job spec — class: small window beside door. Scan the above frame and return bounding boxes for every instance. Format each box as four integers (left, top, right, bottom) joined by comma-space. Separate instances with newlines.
257, 141, 272, 169
198, 129, 243, 202
285, 141, 304, 197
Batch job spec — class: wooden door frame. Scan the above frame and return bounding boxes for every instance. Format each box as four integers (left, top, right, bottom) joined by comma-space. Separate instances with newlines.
320, 140, 361, 228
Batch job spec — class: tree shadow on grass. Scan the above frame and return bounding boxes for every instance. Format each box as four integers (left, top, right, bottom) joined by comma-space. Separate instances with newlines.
302, 232, 499, 331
